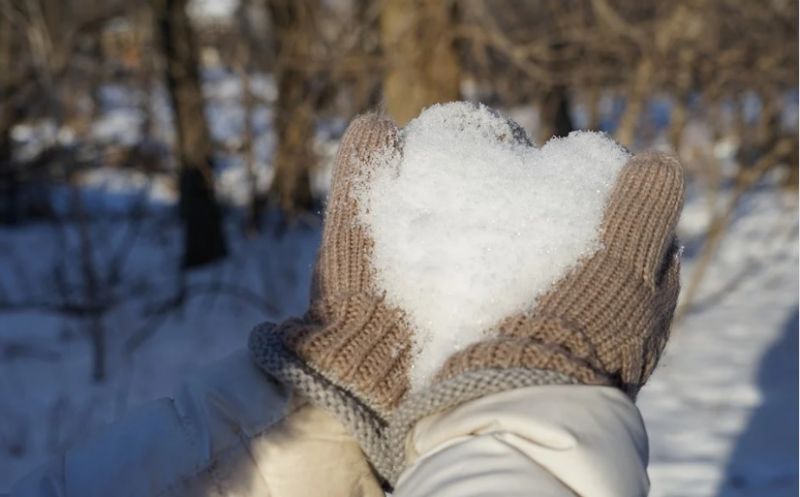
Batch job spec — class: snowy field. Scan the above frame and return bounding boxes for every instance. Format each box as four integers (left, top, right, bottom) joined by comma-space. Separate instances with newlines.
0, 84, 796, 494
641, 183, 798, 497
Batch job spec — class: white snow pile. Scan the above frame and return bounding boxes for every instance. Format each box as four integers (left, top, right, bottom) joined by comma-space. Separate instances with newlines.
356, 102, 630, 390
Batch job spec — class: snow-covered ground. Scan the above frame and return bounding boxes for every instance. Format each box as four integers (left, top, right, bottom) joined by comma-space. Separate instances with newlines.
0, 85, 796, 494
0, 209, 320, 486
640, 183, 798, 497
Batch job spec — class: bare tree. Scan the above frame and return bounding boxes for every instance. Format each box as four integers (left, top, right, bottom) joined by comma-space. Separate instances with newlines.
0, 8, 19, 224
381, 0, 461, 124
233, 0, 265, 233
350, 0, 382, 113
266, 0, 318, 215
153, 0, 227, 267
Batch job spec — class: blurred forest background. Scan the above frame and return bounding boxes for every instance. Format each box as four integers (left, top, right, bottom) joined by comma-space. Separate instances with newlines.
0, 0, 797, 495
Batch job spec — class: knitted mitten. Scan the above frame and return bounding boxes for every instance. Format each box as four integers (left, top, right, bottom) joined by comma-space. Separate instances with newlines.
249, 114, 411, 480
385, 151, 684, 484
251, 107, 684, 487
441, 151, 684, 395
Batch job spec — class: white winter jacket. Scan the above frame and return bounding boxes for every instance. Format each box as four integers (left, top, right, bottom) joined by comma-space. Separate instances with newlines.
5, 351, 650, 497
396, 385, 649, 497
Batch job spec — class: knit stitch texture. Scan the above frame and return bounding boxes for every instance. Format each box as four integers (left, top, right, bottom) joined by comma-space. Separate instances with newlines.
249, 111, 684, 487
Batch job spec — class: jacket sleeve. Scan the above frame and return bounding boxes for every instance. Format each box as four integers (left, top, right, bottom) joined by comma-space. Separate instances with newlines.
7, 349, 383, 497
394, 385, 650, 497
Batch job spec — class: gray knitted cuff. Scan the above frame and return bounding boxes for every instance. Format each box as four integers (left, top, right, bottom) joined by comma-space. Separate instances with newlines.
250, 321, 580, 488
248, 322, 393, 482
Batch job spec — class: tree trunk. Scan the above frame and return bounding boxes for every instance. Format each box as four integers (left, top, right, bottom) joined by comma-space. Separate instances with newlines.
539, 85, 574, 142
0, 12, 19, 225
614, 56, 653, 148
353, 0, 382, 113
266, 0, 315, 215
0, 109, 17, 225
236, 1, 265, 232
235, 42, 262, 234
381, 0, 460, 124
154, 0, 227, 268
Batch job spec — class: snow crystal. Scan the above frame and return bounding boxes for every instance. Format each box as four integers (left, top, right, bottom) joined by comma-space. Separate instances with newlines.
355, 102, 630, 391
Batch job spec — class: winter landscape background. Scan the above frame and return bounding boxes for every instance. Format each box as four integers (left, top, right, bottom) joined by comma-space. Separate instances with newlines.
0, 0, 797, 495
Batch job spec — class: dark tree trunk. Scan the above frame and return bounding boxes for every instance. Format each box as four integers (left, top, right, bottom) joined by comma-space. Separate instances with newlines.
0, 12, 20, 225
538, 35, 574, 142
540, 85, 574, 140
0, 120, 18, 225
0, 123, 17, 225
154, 0, 227, 268
266, 0, 315, 215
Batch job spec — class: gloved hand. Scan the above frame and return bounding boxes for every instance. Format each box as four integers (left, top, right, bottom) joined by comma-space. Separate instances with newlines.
250, 114, 413, 481
251, 104, 684, 488
434, 151, 683, 397
386, 141, 684, 484
249, 108, 537, 483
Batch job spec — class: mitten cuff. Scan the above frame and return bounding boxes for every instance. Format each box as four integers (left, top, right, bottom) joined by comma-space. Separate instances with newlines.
283, 293, 412, 415
249, 321, 394, 482
436, 332, 615, 390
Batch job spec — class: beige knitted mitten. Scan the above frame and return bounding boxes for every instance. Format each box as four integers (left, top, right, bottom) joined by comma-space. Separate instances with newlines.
438, 151, 684, 396
384, 150, 684, 484
250, 114, 413, 480
251, 109, 684, 486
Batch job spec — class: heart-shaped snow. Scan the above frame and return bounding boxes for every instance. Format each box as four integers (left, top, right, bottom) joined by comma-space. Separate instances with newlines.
355, 102, 630, 391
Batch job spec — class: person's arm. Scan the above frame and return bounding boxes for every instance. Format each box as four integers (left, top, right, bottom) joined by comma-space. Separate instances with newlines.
7, 349, 382, 497
396, 385, 649, 497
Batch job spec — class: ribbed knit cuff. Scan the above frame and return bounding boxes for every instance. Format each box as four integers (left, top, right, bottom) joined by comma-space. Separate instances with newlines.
249, 321, 394, 483
280, 293, 412, 416
436, 327, 615, 388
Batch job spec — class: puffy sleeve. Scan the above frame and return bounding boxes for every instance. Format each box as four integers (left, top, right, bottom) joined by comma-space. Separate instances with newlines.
394, 385, 650, 497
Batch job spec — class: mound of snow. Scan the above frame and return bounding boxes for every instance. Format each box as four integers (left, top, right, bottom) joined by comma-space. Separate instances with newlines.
356, 102, 630, 390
